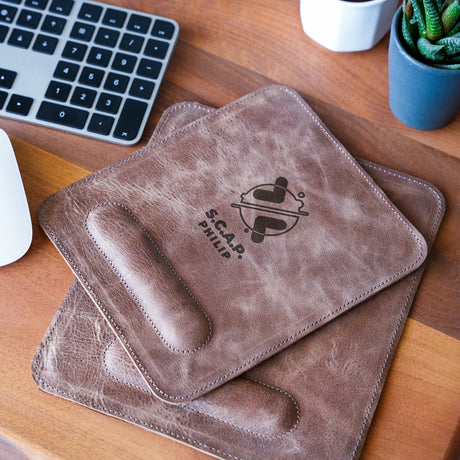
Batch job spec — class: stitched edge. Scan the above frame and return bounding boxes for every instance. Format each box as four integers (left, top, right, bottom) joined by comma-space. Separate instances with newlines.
84, 201, 213, 354
40, 86, 428, 402
102, 337, 300, 440
349, 162, 445, 460
32, 104, 445, 460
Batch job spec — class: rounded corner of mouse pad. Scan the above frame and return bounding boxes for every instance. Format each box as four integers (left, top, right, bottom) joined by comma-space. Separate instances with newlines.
37, 85, 428, 403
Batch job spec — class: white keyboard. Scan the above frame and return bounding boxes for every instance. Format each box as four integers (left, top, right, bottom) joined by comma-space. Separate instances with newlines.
0, 0, 178, 144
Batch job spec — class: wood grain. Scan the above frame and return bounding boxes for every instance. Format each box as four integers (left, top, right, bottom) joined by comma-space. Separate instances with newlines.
0, 0, 458, 458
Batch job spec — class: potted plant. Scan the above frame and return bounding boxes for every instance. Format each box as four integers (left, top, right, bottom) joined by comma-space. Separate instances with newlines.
388, 0, 460, 129
300, 0, 400, 52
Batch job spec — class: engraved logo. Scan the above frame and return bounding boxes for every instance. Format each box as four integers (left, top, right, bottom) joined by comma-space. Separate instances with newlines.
231, 177, 309, 243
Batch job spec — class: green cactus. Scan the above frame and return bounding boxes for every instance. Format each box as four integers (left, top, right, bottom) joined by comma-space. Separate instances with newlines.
401, 0, 460, 68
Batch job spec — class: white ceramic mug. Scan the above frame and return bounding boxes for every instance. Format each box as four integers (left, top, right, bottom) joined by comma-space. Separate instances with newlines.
300, 0, 399, 52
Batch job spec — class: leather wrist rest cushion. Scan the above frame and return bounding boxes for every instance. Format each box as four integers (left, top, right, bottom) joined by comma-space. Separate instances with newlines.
38, 85, 427, 403
32, 101, 445, 460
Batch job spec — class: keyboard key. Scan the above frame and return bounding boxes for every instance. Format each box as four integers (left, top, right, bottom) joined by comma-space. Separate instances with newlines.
88, 113, 114, 135
112, 52, 136, 73
0, 2, 178, 145
0, 24, 8, 42
33, 33, 58, 54
78, 66, 104, 87
95, 27, 119, 47
0, 91, 8, 110
0, 68, 17, 88
0, 90, 7, 109
70, 21, 95, 42
70, 86, 96, 108
6, 94, 34, 115
119, 33, 143, 53
0, 4, 17, 23
8, 28, 34, 48
144, 39, 168, 59
104, 72, 129, 93
102, 8, 126, 28
137, 58, 161, 79
17, 9, 42, 29
151, 19, 175, 40
25, 0, 48, 9
129, 78, 154, 100
62, 40, 87, 61
45, 80, 71, 101
127, 14, 151, 34
41, 14, 66, 35
96, 92, 121, 114
36, 100, 88, 129
113, 98, 147, 140
54, 60, 79, 81
87, 46, 112, 67
78, 3, 102, 22
49, 0, 74, 16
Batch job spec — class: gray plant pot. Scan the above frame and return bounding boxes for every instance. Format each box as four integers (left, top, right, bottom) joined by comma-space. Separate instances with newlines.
388, 6, 460, 130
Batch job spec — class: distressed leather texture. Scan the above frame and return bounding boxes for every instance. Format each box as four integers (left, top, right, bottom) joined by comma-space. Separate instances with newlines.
32, 99, 445, 459
37, 86, 427, 404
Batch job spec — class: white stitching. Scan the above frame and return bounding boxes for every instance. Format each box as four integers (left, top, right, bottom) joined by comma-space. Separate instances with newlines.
349, 162, 445, 459
39, 87, 430, 402
33, 102, 445, 459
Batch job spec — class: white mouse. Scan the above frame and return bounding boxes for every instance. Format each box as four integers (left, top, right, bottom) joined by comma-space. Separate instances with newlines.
0, 129, 32, 267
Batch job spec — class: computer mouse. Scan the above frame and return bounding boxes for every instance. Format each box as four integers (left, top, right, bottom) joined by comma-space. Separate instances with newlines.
0, 129, 32, 267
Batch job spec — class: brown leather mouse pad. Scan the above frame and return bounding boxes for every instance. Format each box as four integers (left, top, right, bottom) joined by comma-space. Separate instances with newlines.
38, 85, 427, 403
32, 101, 445, 459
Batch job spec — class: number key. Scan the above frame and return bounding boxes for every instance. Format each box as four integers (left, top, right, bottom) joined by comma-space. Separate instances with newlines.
96, 92, 121, 114
71, 86, 96, 108
62, 40, 88, 61
45, 80, 71, 101
54, 61, 80, 81
78, 66, 104, 87
112, 52, 136, 73
87, 46, 112, 67
104, 72, 129, 93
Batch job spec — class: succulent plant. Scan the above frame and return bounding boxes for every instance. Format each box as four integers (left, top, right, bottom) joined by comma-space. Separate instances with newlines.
401, 0, 460, 68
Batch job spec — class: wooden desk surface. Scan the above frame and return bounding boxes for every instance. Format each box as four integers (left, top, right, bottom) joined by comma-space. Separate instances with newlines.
0, 1, 459, 459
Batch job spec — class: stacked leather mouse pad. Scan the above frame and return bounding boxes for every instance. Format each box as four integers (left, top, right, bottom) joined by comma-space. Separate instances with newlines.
32, 86, 445, 459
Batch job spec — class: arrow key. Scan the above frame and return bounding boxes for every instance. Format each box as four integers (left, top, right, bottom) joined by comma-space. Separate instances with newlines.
6, 94, 34, 116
